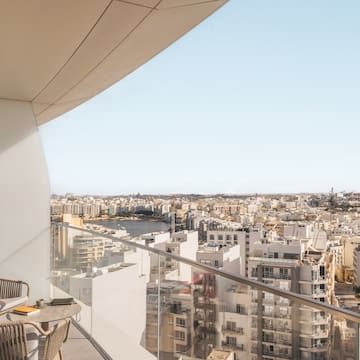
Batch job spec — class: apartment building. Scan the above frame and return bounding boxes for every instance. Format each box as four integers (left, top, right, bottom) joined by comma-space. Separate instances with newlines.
283, 223, 314, 239
67, 261, 152, 359
195, 242, 248, 359
51, 221, 69, 263
192, 272, 218, 358
147, 230, 198, 283
248, 240, 334, 360
218, 284, 251, 359
207, 226, 263, 276
71, 235, 105, 271
197, 244, 240, 273
145, 280, 193, 358
353, 245, 360, 287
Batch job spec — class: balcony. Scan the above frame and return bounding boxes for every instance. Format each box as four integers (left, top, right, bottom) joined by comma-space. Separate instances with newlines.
0, 316, 108, 360
221, 341, 245, 351
276, 326, 291, 333
300, 343, 328, 352
38, 223, 360, 359
263, 322, 275, 330
262, 348, 275, 356
299, 316, 329, 325
278, 337, 292, 346
222, 325, 244, 335
300, 330, 329, 339
251, 344, 259, 354
262, 309, 276, 317
263, 273, 291, 281
263, 296, 276, 305
313, 316, 329, 325
275, 310, 292, 319
197, 325, 217, 334
277, 351, 292, 359
262, 336, 275, 344
299, 277, 327, 285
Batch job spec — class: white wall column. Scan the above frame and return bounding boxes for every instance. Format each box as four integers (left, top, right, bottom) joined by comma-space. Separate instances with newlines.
0, 99, 50, 301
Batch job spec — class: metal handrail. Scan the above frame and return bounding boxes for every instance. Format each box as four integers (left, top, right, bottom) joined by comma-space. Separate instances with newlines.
55, 223, 360, 323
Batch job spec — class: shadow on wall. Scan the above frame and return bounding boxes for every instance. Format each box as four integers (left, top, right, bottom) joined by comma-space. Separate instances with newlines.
0, 226, 50, 269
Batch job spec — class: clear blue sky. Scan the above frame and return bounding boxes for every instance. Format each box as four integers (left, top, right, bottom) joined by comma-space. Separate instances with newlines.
40, 0, 360, 195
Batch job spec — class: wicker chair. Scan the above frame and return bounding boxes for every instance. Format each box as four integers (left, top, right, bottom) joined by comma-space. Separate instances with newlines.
0, 319, 71, 360
0, 278, 30, 315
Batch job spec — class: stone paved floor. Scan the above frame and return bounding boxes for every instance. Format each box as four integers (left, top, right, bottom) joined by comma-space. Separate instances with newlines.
63, 323, 105, 360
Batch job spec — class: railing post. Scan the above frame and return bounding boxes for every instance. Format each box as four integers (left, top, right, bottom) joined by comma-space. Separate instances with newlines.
157, 254, 161, 360
357, 323, 360, 360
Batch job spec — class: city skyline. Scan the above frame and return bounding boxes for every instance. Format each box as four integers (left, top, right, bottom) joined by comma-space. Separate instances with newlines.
51, 189, 354, 197
40, 0, 360, 195
51, 189, 360, 359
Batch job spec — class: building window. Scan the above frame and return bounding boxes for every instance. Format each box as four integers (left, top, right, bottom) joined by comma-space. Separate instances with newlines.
320, 265, 325, 278
311, 270, 317, 281
279, 268, 288, 279
176, 318, 186, 327
175, 344, 185, 352
209, 234, 214, 240
234, 234, 238, 241
175, 331, 185, 341
218, 235, 223, 241
226, 336, 237, 345
226, 235, 231, 241
263, 267, 274, 278
236, 304, 246, 315
279, 347, 288, 355
214, 260, 219, 267
226, 321, 236, 331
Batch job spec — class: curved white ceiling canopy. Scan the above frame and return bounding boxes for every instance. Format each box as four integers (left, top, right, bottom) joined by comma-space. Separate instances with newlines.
0, 0, 227, 125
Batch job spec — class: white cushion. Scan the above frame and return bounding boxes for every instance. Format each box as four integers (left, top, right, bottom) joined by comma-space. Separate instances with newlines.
0, 296, 28, 311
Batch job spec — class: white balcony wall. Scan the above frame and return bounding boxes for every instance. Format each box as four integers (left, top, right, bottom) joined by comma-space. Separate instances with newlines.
91, 265, 154, 359
0, 99, 50, 300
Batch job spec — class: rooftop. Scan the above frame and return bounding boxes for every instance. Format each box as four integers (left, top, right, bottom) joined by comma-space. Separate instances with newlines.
207, 349, 234, 360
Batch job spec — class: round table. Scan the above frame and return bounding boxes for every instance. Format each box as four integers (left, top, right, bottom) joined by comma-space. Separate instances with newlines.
8, 303, 81, 330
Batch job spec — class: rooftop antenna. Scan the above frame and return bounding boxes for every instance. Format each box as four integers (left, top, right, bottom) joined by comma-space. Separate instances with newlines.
328, 187, 336, 240
329, 187, 336, 210
170, 212, 175, 237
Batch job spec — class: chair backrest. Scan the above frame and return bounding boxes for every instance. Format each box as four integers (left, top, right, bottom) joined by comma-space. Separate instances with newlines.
0, 321, 28, 360
43, 319, 70, 360
0, 279, 23, 298
0, 319, 71, 360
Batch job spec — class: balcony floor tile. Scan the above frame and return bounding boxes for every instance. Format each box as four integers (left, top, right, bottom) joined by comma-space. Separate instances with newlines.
63, 324, 105, 360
